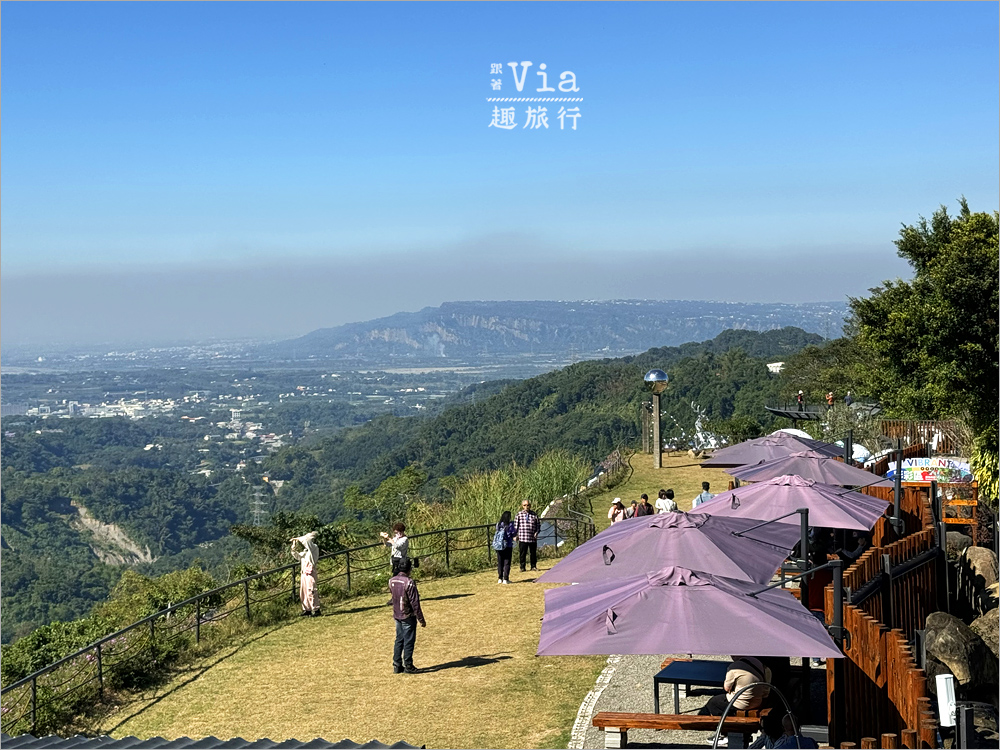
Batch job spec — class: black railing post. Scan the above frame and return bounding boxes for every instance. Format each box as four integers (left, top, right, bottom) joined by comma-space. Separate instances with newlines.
345, 550, 352, 593
244, 580, 251, 621
892, 439, 904, 536
487, 525, 492, 565
554, 520, 560, 549
938, 519, 950, 614
30, 675, 37, 735
881, 554, 894, 630
196, 599, 201, 644
445, 530, 451, 570
798, 508, 810, 609
96, 644, 104, 698
150, 616, 156, 647
574, 520, 580, 548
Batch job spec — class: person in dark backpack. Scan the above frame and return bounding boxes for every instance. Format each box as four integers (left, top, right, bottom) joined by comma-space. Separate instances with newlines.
493, 510, 516, 584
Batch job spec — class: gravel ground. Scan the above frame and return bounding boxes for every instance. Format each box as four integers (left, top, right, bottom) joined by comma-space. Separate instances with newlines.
574, 654, 830, 749
576, 653, 732, 749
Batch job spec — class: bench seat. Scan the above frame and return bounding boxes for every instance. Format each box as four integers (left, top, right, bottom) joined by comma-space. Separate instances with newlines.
592, 711, 764, 748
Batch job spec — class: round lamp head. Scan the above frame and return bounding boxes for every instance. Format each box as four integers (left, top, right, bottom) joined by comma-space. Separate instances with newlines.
644, 369, 669, 394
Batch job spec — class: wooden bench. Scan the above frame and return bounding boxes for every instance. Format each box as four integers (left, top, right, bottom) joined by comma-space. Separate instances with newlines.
592, 710, 766, 749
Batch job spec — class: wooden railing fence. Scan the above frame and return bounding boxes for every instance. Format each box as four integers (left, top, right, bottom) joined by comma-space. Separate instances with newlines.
878, 421, 960, 456
825, 484, 942, 747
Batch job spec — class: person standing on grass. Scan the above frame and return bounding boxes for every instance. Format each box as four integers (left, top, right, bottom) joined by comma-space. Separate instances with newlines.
290, 531, 320, 617
626, 500, 638, 518
389, 559, 426, 674
608, 499, 627, 524
692, 482, 714, 509
380, 522, 409, 575
494, 510, 517, 584
635, 493, 655, 517
655, 489, 678, 514
514, 499, 541, 572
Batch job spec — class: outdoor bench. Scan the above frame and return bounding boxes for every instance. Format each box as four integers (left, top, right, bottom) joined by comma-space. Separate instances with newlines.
592, 710, 766, 749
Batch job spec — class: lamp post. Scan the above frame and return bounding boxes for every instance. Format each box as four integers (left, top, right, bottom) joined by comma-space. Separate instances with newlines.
644, 369, 668, 469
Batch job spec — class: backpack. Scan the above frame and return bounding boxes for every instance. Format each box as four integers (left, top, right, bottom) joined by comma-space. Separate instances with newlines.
492, 524, 508, 551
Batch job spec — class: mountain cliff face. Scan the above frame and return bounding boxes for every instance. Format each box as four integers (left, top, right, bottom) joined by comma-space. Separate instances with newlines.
272, 300, 846, 362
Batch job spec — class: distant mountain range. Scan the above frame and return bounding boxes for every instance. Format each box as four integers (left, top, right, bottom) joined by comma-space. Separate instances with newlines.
270, 299, 848, 363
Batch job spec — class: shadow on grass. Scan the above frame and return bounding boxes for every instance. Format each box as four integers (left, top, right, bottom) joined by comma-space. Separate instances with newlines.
99, 625, 286, 734
422, 593, 474, 602
418, 653, 513, 673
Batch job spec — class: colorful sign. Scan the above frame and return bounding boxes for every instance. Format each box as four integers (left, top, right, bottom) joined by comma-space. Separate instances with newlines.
886, 457, 973, 483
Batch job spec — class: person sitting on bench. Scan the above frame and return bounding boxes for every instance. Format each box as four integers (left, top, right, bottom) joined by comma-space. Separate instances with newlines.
699, 656, 772, 716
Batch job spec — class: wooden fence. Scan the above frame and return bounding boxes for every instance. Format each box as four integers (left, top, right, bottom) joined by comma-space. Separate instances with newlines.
878, 421, 961, 456
825, 496, 941, 747
859, 485, 934, 547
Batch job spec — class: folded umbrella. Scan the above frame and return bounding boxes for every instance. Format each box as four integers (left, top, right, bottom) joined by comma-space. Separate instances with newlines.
729, 451, 893, 489
697, 474, 890, 531
537, 512, 801, 585
537, 565, 843, 658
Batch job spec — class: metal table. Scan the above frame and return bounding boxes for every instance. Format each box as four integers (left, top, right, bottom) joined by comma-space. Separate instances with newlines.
653, 659, 728, 714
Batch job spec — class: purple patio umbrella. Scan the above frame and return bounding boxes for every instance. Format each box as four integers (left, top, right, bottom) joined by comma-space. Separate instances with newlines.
730, 451, 893, 489
701, 431, 842, 468
537, 566, 843, 658
697, 474, 890, 531
537, 512, 801, 585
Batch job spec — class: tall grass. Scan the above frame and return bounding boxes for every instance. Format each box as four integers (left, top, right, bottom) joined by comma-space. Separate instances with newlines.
410, 450, 591, 531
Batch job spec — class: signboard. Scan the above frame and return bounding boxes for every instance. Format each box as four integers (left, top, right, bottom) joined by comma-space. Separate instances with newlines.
886, 458, 973, 484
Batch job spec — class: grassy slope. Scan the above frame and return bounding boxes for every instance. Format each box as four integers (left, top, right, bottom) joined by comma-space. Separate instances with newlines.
98, 456, 734, 748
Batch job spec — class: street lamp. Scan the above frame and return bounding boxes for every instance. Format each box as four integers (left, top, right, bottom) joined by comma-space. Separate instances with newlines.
644, 369, 668, 469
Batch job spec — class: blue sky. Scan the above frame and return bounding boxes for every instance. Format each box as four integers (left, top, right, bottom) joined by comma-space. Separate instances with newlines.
2, 2, 997, 344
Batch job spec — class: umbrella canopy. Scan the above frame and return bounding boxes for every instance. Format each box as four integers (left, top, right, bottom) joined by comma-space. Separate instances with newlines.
537, 566, 843, 658
697, 474, 890, 531
701, 432, 842, 468
730, 451, 893, 488
537, 512, 801, 585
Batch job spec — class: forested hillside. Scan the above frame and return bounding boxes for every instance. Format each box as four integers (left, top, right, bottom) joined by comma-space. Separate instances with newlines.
1, 326, 819, 641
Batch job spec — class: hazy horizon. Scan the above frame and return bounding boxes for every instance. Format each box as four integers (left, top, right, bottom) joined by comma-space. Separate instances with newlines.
3, 3, 996, 347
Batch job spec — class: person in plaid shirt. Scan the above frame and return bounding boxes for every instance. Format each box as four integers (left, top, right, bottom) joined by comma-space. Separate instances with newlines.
513, 499, 541, 572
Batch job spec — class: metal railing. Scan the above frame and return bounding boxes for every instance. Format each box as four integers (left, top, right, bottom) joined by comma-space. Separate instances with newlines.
0, 516, 595, 735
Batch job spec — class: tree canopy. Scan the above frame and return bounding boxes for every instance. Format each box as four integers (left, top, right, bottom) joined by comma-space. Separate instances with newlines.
848, 200, 998, 434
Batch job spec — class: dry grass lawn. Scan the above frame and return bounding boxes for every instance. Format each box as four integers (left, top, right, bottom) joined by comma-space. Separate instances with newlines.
99, 561, 606, 749
97, 453, 730, 748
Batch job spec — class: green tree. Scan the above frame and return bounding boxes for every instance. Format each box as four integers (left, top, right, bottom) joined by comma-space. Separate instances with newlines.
848, 199, 998, 497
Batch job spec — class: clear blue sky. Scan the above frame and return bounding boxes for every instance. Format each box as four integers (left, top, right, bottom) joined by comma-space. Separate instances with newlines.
2, 2, 997, 345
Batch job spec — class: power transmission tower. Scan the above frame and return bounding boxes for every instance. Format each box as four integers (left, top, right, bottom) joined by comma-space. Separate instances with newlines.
250, 487, 267, 526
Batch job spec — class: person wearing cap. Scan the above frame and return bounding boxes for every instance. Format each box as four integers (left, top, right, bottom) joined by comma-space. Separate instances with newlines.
290, 531, 320, 617
514, 499, 541, 571
389, 558, 426, 673
796, 390, 805, 412
608, 498, 626, 524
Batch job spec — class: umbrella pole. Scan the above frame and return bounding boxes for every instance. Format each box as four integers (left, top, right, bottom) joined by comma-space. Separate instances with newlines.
798, 508, 810, 609
891, 439, 904, 536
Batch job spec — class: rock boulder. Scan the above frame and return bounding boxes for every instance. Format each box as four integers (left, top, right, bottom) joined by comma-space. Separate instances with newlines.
958, 546, 1000, 615
970, 608, 999, 660
924, 611, 998, 695
946, 531, 973, 560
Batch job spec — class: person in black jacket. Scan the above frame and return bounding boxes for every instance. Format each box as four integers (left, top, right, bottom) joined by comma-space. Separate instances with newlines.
389, 559, 426, 673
